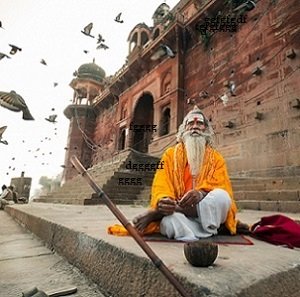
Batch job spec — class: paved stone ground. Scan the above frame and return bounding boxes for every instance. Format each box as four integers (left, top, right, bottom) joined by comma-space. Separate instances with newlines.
0, 211, 106, 297
4, 203, 300, 297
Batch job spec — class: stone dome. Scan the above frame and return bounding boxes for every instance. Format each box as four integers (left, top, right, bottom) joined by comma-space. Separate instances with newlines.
77, 62, 106, 82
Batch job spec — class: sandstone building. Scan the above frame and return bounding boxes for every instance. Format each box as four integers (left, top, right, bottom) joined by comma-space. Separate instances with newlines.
41, 0, 300, 212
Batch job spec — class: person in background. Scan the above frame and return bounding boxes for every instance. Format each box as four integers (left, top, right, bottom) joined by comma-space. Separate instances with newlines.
0, 184, 13, 210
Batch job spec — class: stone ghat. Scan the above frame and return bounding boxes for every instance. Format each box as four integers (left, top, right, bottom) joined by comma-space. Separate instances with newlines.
5, 203, 300, 297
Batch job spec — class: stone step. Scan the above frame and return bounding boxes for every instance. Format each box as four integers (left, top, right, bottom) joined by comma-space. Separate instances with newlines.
231, 177, 300, 190
237, 200, 300, 213
234, 190, 299, 201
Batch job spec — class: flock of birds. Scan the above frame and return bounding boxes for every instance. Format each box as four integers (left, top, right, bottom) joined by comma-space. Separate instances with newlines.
0, 8, 177, 180
0, 12, 126, 178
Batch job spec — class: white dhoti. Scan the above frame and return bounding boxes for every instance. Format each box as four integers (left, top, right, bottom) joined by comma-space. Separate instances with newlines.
160, 188, 231, 241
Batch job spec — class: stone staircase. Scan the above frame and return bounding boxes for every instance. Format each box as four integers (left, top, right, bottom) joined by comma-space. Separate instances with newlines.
36, 152, 300, 212
232, 176, 300, 213
35, 149, 159, 205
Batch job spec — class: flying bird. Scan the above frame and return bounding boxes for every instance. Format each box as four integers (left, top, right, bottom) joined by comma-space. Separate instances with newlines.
83, 50, 89, 54
150, 44, 176, 60
0, 90, 34, 120
53, 82, 58, 87
97, 34, 105, 44
40, 59, 47, 65
0, 126, 8, 145
0, 53, 11, 61
114, 13, 124, 23
8, 44, 22, 55
45, 114, 57, 123
81, 23, 94, 38
96, 43, 109, 50
0, 21, 4, 29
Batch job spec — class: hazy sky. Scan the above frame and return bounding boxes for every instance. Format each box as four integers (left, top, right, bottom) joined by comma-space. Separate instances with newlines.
0, 0, 178, 196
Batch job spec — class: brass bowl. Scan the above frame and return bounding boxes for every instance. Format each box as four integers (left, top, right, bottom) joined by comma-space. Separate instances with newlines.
184, 241, 218, 267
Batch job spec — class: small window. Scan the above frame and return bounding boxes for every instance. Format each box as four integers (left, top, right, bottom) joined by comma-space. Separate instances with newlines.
118, 129, 126, 150
159, 107, 170, 136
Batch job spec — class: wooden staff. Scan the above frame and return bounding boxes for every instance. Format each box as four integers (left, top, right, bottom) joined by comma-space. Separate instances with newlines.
70, 156, 191, 297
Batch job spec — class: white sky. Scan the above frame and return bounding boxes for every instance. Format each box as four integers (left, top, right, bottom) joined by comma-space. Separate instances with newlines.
0, 0, 178, 196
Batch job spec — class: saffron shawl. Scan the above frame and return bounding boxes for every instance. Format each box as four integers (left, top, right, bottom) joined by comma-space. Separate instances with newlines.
107, 143, 237, 236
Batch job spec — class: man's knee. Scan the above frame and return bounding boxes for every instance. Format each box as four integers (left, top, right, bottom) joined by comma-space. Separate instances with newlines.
209, 188, 231, 209
161, 212, 185, 225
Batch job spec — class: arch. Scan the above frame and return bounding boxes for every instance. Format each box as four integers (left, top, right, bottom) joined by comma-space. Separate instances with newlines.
159, 106, 171, 136
118, 129, 126, 150
153, 28, 160, 40
161, 71, 172, 95
130, 93, 154, 153
141, 30, 150, 46
129, 32, 138, 53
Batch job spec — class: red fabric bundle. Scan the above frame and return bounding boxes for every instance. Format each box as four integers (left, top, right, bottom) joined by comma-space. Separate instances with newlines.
251, 214, 300, 248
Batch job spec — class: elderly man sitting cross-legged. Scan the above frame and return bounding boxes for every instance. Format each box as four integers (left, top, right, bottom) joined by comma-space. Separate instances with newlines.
108, 106, 247, 239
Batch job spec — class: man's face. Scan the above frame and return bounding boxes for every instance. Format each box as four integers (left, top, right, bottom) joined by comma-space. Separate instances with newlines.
185, 116, 206, 135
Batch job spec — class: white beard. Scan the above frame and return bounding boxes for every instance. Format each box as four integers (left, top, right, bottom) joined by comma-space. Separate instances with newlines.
182, 132, 206, 178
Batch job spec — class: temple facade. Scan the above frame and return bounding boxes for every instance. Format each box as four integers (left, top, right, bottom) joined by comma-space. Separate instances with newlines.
62, 0, 300, 185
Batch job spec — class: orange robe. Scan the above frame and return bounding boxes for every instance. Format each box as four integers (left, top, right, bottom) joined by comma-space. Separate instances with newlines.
107, 143, 237, 236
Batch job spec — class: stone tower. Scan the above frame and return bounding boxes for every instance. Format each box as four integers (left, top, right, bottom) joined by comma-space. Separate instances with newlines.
61, 62, 106, 184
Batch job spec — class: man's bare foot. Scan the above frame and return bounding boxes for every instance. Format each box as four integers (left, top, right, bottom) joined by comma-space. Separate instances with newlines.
133, 209, 163, 232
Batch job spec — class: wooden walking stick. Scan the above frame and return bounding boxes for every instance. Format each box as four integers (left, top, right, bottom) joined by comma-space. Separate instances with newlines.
71, 155, 191, 297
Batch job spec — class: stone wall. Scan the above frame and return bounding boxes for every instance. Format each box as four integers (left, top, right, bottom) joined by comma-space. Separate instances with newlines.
90, 0, 300, 179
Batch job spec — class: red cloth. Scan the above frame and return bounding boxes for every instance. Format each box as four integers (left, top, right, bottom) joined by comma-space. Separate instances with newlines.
251, 214, 300, 248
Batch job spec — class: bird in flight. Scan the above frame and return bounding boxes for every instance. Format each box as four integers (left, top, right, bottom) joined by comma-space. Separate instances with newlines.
0, 53, 10, 61
53, 82, 58, 87
83, 50, 89, 54
0, 126, 8, 145
45, 114, 57, 123
8, 44, 22, 55
96, 43, 109, 50
40, 59, 47, 65
115, 13, 124, 23
0, 90, 34, 120
97, 34, 105, 44
81, 23, 94, 38
0, 21, 4, 29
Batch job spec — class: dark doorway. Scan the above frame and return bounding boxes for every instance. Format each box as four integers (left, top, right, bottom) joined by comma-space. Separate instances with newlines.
118, 129, 126, 150
131, 93, 154, 153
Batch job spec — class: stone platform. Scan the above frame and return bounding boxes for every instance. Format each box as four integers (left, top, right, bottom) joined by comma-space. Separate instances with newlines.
5, 203, 300, 297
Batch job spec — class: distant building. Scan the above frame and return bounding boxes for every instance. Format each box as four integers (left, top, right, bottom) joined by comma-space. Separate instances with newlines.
10, 171, 31, 200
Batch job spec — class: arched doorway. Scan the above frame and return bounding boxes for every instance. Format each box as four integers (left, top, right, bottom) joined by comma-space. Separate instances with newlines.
131, 93, 154, 153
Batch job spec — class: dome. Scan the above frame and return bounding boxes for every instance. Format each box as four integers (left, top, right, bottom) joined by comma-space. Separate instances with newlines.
76, 62, 106, 82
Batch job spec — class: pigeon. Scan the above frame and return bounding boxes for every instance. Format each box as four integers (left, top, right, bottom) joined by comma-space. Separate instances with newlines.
0, 126, 8, 145
8, 44, 22, 55
161, 44, 176, 58
0, 53, 11, 60
0, 21, 4, 29
40, 59, 47, 65
150, 44, 176, 60
220, 94, 229, 106
0, 90, 34, 120
83, 50, 89, 54
81, 23, 94, 38
114, 13, 124, 23
96, 43, 109, 50
45, 114, 57, 123
229, 81, 236, 96
53, 82, 58, 87
97, 34, 105, 44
